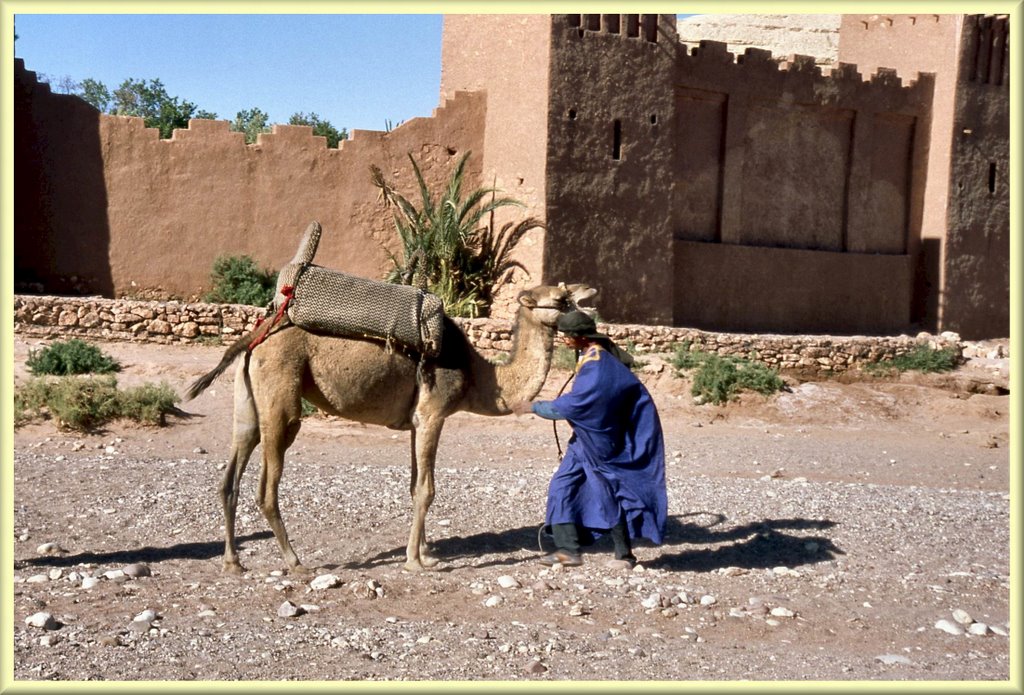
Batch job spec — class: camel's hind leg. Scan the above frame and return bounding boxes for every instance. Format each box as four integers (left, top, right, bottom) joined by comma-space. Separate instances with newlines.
406, 413, 444, 571
221, 356, 260, 574
252, 374, 307, 574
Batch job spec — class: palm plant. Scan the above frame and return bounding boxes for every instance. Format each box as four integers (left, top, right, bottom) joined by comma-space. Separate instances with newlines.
370, 151, 544, 317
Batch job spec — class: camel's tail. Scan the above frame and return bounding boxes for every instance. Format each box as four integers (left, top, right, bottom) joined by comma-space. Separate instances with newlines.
183, 319, 275, 401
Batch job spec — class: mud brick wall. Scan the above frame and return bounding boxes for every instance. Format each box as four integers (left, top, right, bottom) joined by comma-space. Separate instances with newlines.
14, 59, 487, 303
14, 295, 970, 377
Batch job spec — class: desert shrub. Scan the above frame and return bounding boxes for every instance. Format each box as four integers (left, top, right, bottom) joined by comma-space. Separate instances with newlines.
733, 359, 788, 396
117, 382, 181, 426
671, 342, 786, 405
203, 254, 277, 307
669, 340, 703, 370
14, 375, 180, 431
689, 354, 738, 405
868, 344, 960, 374
26, 338, 121, 376
13, 378, 52, 426
17, 375, 122, 430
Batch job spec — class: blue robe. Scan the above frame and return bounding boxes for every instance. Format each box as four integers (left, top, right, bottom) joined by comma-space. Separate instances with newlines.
533, 344, 667, 544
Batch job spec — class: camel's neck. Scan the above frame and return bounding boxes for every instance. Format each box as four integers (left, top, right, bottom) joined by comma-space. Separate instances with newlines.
467, 306, 556, 416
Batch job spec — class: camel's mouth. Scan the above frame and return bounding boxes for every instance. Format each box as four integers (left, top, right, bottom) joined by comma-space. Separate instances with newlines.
559, 282, 598, 312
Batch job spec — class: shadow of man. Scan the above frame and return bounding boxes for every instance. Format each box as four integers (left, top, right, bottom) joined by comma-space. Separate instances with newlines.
345, 511, 843, 573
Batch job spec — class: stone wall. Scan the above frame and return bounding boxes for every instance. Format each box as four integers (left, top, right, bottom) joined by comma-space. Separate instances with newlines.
13, 295, 975, 377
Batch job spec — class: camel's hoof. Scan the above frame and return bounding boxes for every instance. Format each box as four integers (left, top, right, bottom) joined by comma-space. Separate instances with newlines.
404, 559, 439, 572
288, 563, 312, 576
222, 561, 246, 575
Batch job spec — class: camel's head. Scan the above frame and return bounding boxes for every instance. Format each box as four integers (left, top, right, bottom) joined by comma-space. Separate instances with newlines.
518, 282, 598, 328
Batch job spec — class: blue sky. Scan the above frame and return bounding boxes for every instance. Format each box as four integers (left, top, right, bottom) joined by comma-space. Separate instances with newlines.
14, 13, 696, 134
13, 13, 447, 133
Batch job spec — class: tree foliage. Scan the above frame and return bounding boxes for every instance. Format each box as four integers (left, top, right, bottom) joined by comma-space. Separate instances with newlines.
371, 151, 542, 318
231, 107, 271, 144
71, 76, 350, 146
73, 77, 217, 138
78, 78, 112, 111
289, 112, 347, 148
37, 73, 81, 95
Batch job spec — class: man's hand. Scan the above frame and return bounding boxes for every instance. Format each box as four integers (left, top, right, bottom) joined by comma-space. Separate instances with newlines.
511, 401, 534, 416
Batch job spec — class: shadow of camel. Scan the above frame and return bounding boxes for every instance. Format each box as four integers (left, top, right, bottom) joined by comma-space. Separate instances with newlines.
16, 514, 842, 576
15, 531, 275, 570
343, 512, 843, 573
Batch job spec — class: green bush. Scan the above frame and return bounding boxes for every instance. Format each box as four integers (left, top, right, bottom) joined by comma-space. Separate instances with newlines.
14, 375, 180, 431
669, 340, 704, 370
26, 339, 121, 376
203, 255, 277, 307
671, 342, 786, 405
689, 354, 738, 405
371, 151, 542, 318
883, 344, 960, 373
13, 378, 54, 427
732, 359, 788, 397
117, 382, 182, 426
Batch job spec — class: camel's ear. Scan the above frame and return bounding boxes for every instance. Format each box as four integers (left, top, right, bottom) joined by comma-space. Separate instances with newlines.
567, 283, 598, 306
518, 290, 537, 308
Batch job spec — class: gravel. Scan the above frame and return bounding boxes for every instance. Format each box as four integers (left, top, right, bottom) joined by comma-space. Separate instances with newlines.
9, 336, 1012, 682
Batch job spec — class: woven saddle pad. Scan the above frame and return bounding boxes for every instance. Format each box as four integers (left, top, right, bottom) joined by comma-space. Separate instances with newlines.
273, 222, 444, 357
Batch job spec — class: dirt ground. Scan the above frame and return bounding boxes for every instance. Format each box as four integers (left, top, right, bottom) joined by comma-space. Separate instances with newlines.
9, 333, 1015, 684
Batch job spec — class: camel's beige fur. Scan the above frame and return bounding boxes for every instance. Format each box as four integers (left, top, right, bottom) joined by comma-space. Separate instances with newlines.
185, 283, 595, 573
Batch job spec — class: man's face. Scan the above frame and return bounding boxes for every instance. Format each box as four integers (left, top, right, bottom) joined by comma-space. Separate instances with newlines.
561, 334, 588, 350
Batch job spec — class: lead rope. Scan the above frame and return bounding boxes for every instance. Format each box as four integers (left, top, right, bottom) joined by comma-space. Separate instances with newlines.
551, 348, 580, 459
248, 285, 294, 351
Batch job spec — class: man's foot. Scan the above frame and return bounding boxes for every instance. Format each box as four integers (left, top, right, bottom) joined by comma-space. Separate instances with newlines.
538, 550, 583, 567
604, 556, 637, 570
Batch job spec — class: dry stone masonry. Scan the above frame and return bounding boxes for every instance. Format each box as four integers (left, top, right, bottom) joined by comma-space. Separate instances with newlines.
14, 295, 978, 377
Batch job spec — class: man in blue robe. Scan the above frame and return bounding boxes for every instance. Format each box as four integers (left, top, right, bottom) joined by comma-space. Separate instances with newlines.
521, 310, 667, 569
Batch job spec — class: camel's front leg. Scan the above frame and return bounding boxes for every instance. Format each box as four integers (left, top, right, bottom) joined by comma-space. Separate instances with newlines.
406, 415, 443, 571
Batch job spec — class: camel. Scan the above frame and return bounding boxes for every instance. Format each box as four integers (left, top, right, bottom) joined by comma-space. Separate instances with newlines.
184, 282, 596, 574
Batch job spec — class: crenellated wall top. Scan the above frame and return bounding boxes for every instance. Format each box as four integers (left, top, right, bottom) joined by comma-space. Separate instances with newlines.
15, 59, 478, 153
853, 14, 948, 30
679, 40, 935, 106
